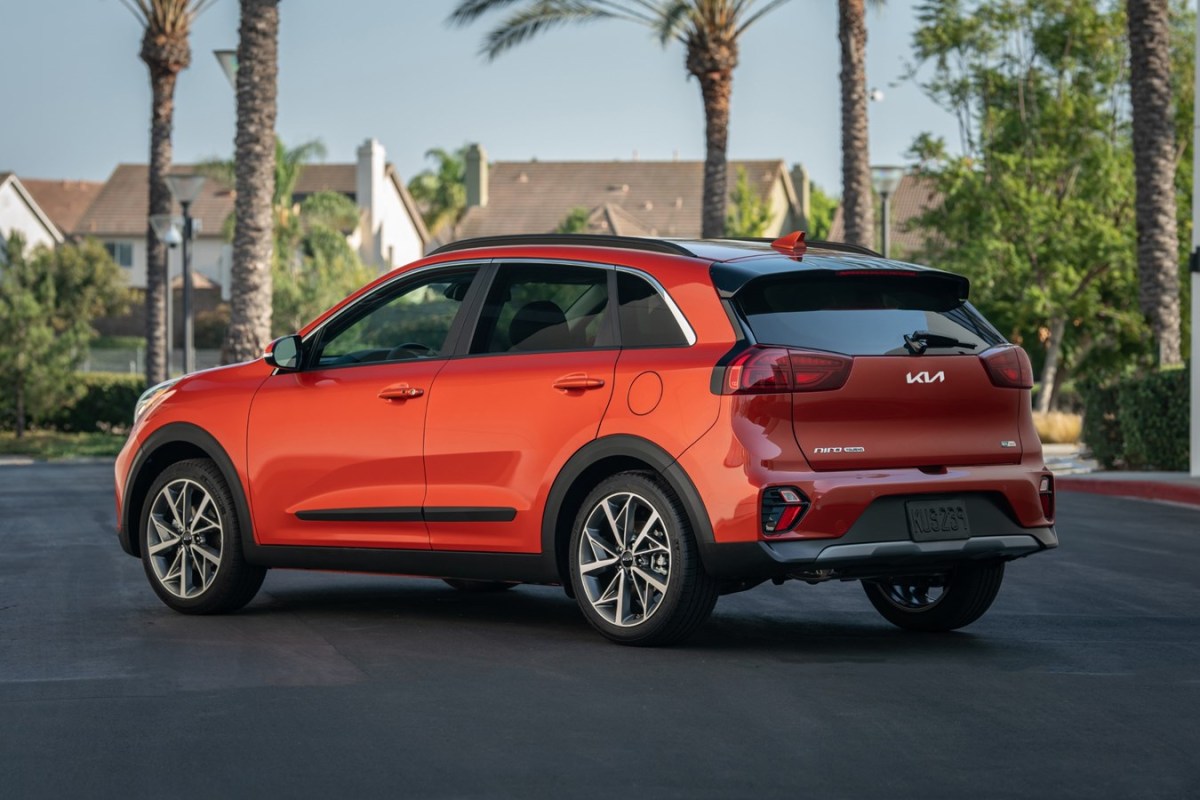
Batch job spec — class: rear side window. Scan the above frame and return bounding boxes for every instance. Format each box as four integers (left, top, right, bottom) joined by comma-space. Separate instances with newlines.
733, 271, 1004, 356
617, 271, 688, 348
471, 263, 613, 354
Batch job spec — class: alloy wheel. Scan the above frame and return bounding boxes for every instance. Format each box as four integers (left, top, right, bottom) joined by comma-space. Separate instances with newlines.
146, 478, 223, 599
577, 491, 672, 627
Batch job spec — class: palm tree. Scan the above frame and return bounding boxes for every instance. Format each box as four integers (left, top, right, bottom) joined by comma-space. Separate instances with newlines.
222, 0, 281, 365
449, 0, 792, 239
838, 0, 874, 250
121, 0, 215, 385
1127, 0, 1181, 366
407, 147, 469, 241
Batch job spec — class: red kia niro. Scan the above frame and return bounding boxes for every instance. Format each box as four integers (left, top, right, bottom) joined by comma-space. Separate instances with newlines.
114, 232, 1057, 645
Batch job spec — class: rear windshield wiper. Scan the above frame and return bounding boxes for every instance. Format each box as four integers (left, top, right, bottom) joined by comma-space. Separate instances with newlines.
903, 330, 978, 355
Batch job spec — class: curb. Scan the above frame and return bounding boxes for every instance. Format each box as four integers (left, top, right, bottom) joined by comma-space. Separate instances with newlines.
1057, 477, 1200, 508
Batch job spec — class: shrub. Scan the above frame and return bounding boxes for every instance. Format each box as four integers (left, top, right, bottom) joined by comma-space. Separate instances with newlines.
1081, 368, 1189, 471
45, 372, 146, 433
1032, 412, 1082, 444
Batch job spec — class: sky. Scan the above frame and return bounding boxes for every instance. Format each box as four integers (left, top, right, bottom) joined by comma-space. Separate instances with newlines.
1, 0, 962, 196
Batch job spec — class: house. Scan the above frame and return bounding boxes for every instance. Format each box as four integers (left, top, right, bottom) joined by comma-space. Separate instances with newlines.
0, 173, 102, 253
827, 173, 942, 259
451, 144, 810, 242
73, 138, 430, 300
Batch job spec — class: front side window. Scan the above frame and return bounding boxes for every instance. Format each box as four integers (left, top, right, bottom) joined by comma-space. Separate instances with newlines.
311, 266, 478, 368
471, 263, 613, 354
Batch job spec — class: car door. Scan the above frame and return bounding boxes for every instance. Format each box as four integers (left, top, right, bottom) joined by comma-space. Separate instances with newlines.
423, 261, 619, 553
246, 264, 483, 549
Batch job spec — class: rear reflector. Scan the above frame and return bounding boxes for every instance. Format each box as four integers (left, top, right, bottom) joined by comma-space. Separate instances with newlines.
1039, 474, 1055, 522
762, 486, 810, 534
723, 347, 852, 394
981, 345, 1034, 389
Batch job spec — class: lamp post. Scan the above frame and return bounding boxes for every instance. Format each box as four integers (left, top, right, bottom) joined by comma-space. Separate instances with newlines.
871, 165, 905, 259
164, 174, 205, 374
149, 214, 182, 375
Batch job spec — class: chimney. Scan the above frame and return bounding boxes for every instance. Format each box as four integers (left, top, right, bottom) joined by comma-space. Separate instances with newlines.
465, 143, 488, 208
790, 163, 811, 232
357, 138, 386, 264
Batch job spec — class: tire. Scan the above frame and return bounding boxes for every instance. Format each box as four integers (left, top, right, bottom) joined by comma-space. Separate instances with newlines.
140, 458, 266, 615
862, 561, 1005, 632
568, 472, 718, 646
442, 579, 518, 593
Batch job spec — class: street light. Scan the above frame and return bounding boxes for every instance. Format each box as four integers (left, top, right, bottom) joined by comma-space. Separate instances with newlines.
149, 214, 182, 375
871, 165, 905, 258
214, 49, 238, 90
164, 173, 205, 374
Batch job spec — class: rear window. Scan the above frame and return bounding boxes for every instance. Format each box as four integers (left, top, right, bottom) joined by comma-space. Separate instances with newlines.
733, 272, 1004, 356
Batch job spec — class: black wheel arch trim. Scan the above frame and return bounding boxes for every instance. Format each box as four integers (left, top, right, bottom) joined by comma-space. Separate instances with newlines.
541, 434, 717, 583
120, 422, 255, 560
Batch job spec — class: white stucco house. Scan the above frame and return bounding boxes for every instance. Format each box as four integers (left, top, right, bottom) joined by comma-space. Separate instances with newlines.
73, 138, 429, 299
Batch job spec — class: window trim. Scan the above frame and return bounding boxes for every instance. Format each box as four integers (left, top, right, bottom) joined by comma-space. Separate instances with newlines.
299, 261, 489, 372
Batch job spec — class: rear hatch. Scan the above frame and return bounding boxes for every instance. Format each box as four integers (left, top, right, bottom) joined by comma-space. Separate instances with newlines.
728, 267, 1031, 471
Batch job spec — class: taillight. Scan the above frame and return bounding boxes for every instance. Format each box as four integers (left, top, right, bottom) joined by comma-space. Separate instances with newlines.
1039, 474, 1055, 522
762, 487, 810, 534
981, 345, 1034, 389
722, 347, 851, 394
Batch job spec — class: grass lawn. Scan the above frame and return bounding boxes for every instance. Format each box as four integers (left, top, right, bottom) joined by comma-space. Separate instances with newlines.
0, 430, 126, 459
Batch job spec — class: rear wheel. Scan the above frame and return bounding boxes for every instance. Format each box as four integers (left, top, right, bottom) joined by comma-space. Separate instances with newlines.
140, 459, 265, 614
568, 472, 718, 646
862, 561, 1005, 632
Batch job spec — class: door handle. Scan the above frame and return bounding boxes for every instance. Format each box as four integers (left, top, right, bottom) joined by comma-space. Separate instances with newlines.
553, 373, 605, 391
379, 383, 424, 401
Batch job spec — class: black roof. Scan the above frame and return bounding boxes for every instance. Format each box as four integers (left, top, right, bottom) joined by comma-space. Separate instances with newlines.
429, 233, 961, 298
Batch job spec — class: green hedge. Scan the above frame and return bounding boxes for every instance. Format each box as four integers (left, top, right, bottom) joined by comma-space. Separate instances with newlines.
1082, 367, 1189, 471
46, 372, 145, 433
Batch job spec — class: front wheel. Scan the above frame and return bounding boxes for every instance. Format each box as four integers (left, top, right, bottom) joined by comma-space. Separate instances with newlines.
568, 472, 718, 646
140, 459, 266, 614
862, 561, 1005, 632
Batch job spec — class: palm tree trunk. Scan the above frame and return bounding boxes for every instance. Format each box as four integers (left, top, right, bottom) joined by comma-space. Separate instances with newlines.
223, 0, 280, 364
839, 0, 874, 251
1127, 0, 1181, 366
145, 69, 177, 385
1036, 315, 1067, 415
698, 68, 733, 239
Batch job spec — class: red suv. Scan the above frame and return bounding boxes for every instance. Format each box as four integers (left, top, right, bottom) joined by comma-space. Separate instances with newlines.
115, 233, 1057, 645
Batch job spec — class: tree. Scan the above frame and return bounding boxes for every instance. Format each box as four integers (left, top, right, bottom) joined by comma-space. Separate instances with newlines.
909, 0, 1144, 413
556, 207, 592, 233
199, 138, 374, 335
725, 167, 773, 236
1128, 0, 1181, 366
449, 0, 792, 238
121, 0, 214, 386
839, 0, 874, 249
223, 0, 280, 365
408, 147, 469, 240
808, 181, 838, 239
0, 236, 125, 437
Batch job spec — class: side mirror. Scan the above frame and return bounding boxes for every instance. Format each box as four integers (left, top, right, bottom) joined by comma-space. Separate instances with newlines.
265, 334, 302, 371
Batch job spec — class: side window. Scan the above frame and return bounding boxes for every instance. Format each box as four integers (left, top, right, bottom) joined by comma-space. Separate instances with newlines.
471, 264, 613, 354
617, 271, 688, 347
311, 266, 478, 368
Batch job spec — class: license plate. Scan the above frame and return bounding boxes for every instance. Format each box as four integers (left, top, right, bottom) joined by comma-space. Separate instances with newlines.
906, 499, 971, 541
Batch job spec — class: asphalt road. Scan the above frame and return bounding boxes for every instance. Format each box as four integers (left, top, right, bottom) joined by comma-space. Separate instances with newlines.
1, 462, 1198, 799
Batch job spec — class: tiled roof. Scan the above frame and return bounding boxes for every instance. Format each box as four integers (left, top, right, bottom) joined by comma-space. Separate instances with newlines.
75, 163, 368, 238
828, 174, 943, 259
21, 179, 104, 235
456, 159, 790, 240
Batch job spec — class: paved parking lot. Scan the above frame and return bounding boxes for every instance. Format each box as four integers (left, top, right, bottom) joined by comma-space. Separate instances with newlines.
1, 461, 1198, 798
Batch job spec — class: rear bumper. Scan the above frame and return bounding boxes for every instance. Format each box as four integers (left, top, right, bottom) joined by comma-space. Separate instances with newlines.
703, 527, 1056, 580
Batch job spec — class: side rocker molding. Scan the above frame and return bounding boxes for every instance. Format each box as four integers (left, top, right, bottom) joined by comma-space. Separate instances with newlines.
541, 435, 717, 584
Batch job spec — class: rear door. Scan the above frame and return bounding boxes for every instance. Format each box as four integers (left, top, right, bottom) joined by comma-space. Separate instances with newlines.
422, 261, 618, 552
732, 268, 1024, 471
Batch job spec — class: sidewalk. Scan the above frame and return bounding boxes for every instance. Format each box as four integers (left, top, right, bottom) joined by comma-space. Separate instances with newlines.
1042, 443, 1200, 507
